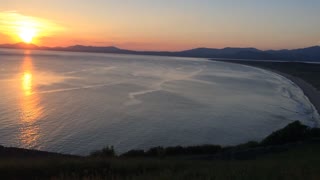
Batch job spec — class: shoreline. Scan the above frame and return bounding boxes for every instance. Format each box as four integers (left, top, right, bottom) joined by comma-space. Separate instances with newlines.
215, 60, 320, 124
270, 70, 320, 122
1, 121, 319, 158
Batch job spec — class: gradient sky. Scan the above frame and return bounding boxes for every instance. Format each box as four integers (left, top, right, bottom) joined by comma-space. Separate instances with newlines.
1, 0, 320, 50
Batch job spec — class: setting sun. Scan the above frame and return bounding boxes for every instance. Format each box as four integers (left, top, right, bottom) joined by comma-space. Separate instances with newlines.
19, 25, 37, 43
0, 12, 65, 46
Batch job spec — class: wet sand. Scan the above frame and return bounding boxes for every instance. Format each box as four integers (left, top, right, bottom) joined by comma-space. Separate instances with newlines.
217, 60, 320, 120
271, 70, 320, 117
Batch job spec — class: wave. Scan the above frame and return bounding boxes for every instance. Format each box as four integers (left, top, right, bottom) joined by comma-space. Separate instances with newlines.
63, 66, 115, 75
272, 72, 320, 127
34, 82, 122, 95
124, 67, 205, 106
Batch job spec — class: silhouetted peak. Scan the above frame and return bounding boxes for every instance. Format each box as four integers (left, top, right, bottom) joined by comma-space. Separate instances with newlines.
69, 45, 119, 49
302, 46, 320, 50
0, 42, 38, 49
184, 47, 259, 52
182, 47, 215, 51
0, 43, 319, 61
222, 47, 260, 51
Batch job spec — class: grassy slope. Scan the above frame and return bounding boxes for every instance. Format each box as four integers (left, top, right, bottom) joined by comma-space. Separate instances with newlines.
1, 121, 320, 179
0, 142, 320, 179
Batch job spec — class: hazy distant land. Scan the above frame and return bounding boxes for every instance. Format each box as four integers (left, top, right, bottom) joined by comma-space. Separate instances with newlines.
1, 42, 320, 62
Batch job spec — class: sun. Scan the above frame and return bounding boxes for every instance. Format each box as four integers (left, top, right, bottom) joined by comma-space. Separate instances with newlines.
18, 26, 37, 44
1, 12, 66, 46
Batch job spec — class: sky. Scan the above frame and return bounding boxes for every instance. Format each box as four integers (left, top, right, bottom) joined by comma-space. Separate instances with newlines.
0, 0, 320, 50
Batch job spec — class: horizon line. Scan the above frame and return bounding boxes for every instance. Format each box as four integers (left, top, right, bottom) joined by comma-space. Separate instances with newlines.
1, 42, 319, 52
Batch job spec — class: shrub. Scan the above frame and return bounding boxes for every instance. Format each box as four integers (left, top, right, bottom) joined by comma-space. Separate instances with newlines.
90, 146, 115, 157
233, 141, 260, 150
306, 128, 320, 139
121, 150, 145, 157
181, 145, 222, 155
261, 121, 308, 146
145, 147, 166, 157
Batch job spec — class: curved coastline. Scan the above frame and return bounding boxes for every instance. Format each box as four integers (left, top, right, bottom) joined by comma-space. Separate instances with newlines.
217, 60, 320, 126
270, 70, 320, 123
260, 68, 320, 127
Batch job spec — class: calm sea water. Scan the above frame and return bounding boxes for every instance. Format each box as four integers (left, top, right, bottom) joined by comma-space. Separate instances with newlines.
0, 49, 318, 155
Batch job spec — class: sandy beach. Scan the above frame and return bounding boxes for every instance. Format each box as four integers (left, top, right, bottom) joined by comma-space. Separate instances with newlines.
219, 60, 320, 123
272, 71, 320, 118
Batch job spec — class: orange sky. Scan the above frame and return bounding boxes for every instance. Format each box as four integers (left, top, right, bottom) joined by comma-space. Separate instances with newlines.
0, 11, 214, 50
1, 0, 320, 50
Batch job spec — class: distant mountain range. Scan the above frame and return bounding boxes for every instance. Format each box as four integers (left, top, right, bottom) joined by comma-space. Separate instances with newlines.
1, 42, 319, 62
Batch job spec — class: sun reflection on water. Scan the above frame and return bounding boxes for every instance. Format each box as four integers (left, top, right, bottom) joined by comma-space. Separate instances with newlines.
19, 53, 43, 148
23, 72, 32, 96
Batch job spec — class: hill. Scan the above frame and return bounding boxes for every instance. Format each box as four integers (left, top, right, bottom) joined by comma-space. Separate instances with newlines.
1, 121, 320, 179
1, 43, 319, 62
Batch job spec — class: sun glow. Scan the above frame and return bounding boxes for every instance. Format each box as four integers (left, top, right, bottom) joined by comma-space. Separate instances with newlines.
0, 11, 65, 45
19, 25, 37, 43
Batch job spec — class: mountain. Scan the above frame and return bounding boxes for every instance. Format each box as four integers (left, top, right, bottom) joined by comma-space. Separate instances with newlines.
175, 47, 261, 58
51, 45, 134, 54
0, 43, 319, 62
266, 46, 320, 61
0, 42, 39, 49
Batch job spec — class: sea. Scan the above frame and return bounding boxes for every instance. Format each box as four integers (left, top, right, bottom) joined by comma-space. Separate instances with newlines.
0, 48, 318, 155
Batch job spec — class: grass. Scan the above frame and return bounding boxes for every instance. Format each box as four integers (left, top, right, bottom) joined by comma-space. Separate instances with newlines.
1, 143, 320, 179
1, 121, 320, 179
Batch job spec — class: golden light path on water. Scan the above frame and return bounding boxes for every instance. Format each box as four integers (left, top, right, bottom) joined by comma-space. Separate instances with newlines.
19, 51, 43, 148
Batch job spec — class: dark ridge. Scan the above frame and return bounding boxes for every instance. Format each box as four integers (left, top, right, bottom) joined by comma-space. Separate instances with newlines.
1, 43, 319, 61
1, 121, 320, 179
1, 121, 320, 159
0, 146, 78, 158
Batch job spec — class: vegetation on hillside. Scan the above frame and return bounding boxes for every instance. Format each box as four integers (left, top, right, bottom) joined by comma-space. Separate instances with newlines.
1, 121, 320, 179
